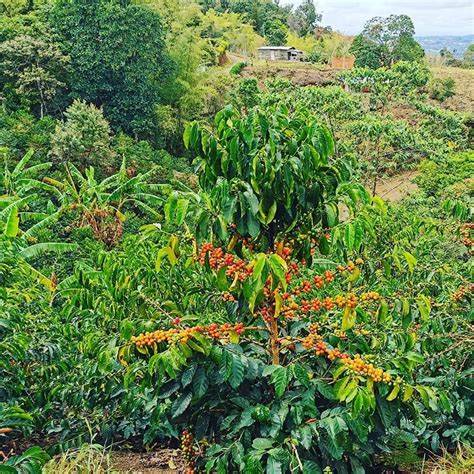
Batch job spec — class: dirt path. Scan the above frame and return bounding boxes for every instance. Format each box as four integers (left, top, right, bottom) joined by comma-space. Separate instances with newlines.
372, 170, 419, 202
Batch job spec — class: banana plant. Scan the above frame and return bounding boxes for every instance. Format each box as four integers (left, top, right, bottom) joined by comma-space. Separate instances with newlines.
1, 148, 58, 199
1, 195, 77, 291
40, 160, 171, 245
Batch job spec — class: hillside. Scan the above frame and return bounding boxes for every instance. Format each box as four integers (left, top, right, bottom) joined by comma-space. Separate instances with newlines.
431, 66, 474, 113
1, 2, 473, 473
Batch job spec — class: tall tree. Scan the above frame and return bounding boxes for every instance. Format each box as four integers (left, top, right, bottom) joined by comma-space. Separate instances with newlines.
0, 33, 70, 117
49, 0, 173, 138
263, 18, 288, 46
289, 0, 321, 37
353, 14, 424, 68
349, 34, 384, 69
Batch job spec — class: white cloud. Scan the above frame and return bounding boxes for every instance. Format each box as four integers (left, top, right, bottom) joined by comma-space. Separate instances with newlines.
287, 0, 474, 36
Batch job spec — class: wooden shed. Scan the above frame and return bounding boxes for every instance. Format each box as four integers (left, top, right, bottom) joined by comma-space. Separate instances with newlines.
257, 46, 304, 61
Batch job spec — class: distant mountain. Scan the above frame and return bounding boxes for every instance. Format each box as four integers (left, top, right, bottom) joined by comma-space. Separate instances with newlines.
416, 35, 474, 58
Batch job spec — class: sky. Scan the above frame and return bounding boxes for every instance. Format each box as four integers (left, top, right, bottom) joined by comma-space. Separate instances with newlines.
289, 0, 474, 36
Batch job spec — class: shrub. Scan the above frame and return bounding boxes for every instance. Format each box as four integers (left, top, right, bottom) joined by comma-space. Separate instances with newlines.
429, 77, 456, 102
416, 151, 474, 197
183, 103, 368, 257
232, 77, 261, 110
391, 61, 431, 94
230, 61, 247, 75
49, 99, 113, 170
339, 61, 431, 96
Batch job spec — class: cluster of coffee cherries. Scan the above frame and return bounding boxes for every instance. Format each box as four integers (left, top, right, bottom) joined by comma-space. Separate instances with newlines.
206, 322, 245, 339
293, 271, 336, 295
360, 291, 381, 302
342, 354, 392, 383
222, 291, 236, 302
181, 429, 196, 474
460, 223, 473, 249
132, 323, 246, 348
335, 293, 358, 309
260, 304, 276, 323
281, 294, 356, 319
334, 329, 348, 339
354, 327, 371, 336
337, 258, 364, 273
300, 325, 391, 383
301, 333, 335, 358
452, 284, 472, 302
313, 270, 335, 288
275, 244, 293, 259
132, 328, 182, 347
197, 243, 253, 282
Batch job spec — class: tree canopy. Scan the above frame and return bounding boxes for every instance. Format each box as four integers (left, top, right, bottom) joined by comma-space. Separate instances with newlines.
350, 14, 424, 68
49, 0, 173, 137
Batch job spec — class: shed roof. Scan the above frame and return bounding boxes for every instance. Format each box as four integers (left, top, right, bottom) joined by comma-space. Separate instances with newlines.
258, 46, 295, 51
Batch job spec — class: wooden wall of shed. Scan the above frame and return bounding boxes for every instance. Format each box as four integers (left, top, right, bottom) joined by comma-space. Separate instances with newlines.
258, 49, 289, 61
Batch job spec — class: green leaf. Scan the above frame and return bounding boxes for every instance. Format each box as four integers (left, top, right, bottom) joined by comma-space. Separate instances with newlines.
344, 223, 355, 251
292, 363, 310, 387
386, 384, 400, 401
271, 366, 289, 397
352, 390, 365, 417
172, 391, 192, 418
193, 367, 209, 399
315, 380, 335, 400
252, 253, 267, 282
266, 456, 282, 474
303, 460, 322, 474
403, 251, 417, 273
181, 365, 196, 388
20, 242, 78, 259
247, 212, 260, 238
23, 210, 62, 239
244, 189, 259, 216
4, 205, 19, 237
252, 438, 274, 450
267, 254, 287, 289
229, 354, 245, 389
341, 307, 356, 331
320, 415, 347, 439
174, 199, 189, 226
263, 200, 277, 225
416, 295, 431, 321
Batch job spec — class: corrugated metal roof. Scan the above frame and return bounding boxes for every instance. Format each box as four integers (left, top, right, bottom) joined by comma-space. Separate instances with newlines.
258, 46, 295, 51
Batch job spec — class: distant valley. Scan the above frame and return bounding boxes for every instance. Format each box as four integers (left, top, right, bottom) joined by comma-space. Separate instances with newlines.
416, 34, 474, 57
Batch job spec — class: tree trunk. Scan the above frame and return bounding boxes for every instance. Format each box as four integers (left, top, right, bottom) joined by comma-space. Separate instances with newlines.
269, 317, 280, 365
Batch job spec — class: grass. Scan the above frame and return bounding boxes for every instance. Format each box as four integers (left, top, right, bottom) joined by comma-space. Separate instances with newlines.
430, 66, 474, 114
423, 445, 474, 473
43, 444, 113, 474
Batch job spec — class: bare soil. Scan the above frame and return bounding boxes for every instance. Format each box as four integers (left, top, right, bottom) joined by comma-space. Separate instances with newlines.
111, 449, 184, 473
240, 62, 339, 87
372, 170, 419, 202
